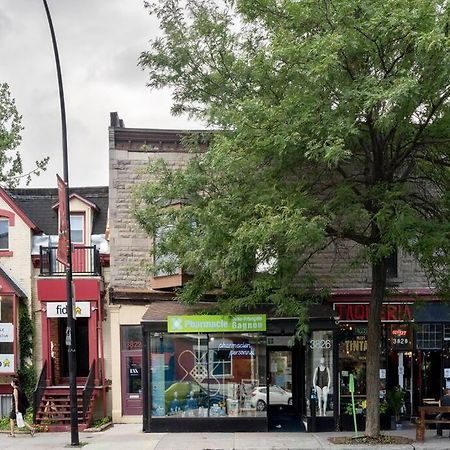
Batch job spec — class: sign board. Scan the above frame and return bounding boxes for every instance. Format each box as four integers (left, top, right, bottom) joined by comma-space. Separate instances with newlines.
0, 354, 14, 373
167, 314, 266, 333
379, 369, 386, 379
0, 323, 14, 342
334, 303, 413, 322
444, 368, 450, 378
389, 324, 413, 351
47, 302, 91, 318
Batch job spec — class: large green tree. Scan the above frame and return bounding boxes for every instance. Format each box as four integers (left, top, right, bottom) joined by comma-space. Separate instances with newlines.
0, 83, 48, 186
137, 0, 450, 436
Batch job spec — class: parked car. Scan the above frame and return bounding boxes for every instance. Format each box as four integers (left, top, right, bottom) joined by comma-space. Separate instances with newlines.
250, 385, 292, 411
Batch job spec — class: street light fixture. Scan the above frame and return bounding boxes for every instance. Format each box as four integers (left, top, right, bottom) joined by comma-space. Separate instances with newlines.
41, 0, 79, 445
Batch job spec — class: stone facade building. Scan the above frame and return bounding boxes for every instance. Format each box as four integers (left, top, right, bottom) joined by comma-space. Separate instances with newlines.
107, 112, 448, 431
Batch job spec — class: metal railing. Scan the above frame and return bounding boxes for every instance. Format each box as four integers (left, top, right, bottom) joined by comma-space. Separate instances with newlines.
40, 245, 101, 276
33, 361, 47, 423
82, 360, 96, 419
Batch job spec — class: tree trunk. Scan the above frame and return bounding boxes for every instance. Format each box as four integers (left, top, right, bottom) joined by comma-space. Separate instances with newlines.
365, 258, 388, 437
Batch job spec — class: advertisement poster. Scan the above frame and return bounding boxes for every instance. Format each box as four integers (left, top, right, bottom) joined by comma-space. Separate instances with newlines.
0, 323, 14, 342
151, 353, 165, 416
0, 354, 14, 373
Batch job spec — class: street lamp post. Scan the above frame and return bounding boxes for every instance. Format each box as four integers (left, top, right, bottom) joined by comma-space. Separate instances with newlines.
41, 0, 80, 445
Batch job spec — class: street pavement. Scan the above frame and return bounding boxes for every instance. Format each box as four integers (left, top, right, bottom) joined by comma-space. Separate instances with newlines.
1, 423, 450, 449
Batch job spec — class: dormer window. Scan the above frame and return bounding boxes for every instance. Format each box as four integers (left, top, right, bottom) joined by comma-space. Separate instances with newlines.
0, 218, 9, 250
70, 214, 85, 244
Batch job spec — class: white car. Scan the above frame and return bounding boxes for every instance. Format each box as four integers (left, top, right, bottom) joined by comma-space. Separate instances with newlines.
250, 386, 292, 411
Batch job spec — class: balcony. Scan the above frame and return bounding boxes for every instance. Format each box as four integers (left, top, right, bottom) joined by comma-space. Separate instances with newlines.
39, 246, 101, 276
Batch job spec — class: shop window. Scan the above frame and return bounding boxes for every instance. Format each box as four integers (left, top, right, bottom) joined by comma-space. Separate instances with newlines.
416, 323, 442, 349
338, 325, 367, 396
0, 218, 9, 250
150, 333, 266, 418
70, 215, 84, 244
444, 324, 450, 341
0, 295, 15, 374
305, 330, 334, 417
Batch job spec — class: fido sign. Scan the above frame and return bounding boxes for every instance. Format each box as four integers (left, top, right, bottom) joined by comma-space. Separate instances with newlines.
47, 302, 91, 318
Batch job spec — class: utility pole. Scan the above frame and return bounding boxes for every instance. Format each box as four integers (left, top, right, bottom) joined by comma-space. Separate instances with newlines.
42, 1, 79, 445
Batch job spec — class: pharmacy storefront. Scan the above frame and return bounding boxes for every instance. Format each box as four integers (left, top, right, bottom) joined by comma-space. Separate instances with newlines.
142, 309, 338, 432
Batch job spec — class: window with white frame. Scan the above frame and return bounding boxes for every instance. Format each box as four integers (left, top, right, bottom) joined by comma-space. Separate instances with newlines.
0, 218, 8, 250
70, 215, 84, 244
416, 323, 442, 349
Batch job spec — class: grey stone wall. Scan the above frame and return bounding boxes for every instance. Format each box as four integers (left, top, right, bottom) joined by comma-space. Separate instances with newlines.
109, 125, 431, 292
109, 130, 193, 290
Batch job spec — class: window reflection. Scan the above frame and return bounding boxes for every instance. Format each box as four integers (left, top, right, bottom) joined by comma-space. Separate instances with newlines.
150, 333, 266, 418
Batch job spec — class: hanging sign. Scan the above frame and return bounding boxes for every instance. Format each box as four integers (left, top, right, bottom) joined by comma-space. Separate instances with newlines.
56, 174, 69, 267
0, 323, 14, 342
167, 314, 266, 333
47, 301, 91, 318
0, 354, 14, 373
388, 324, 412, 350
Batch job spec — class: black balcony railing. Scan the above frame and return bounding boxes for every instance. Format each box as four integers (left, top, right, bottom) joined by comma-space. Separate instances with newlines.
40, 245, 101, 276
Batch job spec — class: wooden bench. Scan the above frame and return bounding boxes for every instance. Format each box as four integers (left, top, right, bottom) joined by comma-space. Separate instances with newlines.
416, 406, 450, 441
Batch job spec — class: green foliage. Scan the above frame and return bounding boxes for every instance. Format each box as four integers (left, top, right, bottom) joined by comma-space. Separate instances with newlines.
0, 408, 33, 429
0, 83, 49, 187
137, 0, 450, 435
386, 388, 405, 421
17, 300, 36, 402
92, 416, 112, 428
137, 0, 450, 306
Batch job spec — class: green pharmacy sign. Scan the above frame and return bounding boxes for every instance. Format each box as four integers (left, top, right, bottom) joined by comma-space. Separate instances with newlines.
167, 314, 266, 333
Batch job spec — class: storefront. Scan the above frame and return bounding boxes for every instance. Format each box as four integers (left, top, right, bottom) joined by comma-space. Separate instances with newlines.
142, 308, 338, 433
334, 300, 450, 422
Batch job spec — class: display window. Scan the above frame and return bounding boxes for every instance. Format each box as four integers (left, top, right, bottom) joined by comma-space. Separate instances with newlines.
305, 330, 334, 417
337, 324, 388, 411
149, 332, 266, 418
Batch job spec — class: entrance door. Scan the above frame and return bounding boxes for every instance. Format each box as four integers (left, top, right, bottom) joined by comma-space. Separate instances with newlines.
267, 348, 303, 431
121, 352, 143, 414
59, 318, 90, 378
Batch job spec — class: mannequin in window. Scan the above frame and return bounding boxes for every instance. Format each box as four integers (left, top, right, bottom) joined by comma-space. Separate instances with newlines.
313, 357, 331, 416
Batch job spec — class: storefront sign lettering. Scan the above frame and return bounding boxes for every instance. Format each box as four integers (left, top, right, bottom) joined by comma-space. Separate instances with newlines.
47, 302, 91, 318
167, 314, 266, 333
334, 303, 413, 322
217, 342, 255, 357
0, 323, 14, 342
344, 338, 367, 353
0, 354, 14, 373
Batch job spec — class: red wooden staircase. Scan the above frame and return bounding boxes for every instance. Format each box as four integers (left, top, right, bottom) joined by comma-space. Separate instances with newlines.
34, 386, 96, 432
33, 361, 98, 432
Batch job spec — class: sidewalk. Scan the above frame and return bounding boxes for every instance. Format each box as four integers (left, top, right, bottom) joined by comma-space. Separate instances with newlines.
1, 423, 450, 450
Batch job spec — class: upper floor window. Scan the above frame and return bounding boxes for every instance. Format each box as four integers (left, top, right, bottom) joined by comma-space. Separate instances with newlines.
70, 215, 85, 244
386, 249, 398, 279
0, 218, 9, 250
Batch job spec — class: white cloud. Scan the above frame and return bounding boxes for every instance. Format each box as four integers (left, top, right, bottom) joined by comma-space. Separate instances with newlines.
0, 0, 203, 188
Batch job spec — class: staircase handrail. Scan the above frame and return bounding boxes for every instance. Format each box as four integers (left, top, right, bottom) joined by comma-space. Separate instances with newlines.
82, 360, 96, 419
33, 360, 48, 423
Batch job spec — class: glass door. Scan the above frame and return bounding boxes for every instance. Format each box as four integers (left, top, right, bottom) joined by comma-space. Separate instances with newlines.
268, 350, 293, 411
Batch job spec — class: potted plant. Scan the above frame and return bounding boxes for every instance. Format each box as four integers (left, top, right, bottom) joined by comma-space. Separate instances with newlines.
387, 387, 405, 428
341, 399, 393, 431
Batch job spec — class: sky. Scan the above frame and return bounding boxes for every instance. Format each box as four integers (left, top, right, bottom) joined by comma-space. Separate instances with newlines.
0, 1, 202, 188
